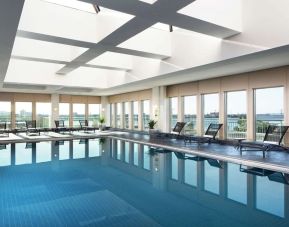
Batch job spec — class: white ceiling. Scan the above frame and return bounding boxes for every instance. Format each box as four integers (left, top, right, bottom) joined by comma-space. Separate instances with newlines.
1, 0, 289, 95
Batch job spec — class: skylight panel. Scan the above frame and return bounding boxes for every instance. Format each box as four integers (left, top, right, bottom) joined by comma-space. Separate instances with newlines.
43, 0, 96, 13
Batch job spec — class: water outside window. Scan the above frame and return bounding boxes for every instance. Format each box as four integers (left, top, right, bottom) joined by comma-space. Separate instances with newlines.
36, 102, 51, 128
183, 96, 197, 135
124, 102, 130, 129
169, 97, 178, 131
203, 94, 219, 133
59, 103, 70, 127
116, 103, 121, 128
226, 91, 247, 139
0, 102, 11, 129
88, 104, 100, 127
133, 101, 139, 130
255, 87, 284, 141
73, 103, 85, 127
142, 100, 150, 130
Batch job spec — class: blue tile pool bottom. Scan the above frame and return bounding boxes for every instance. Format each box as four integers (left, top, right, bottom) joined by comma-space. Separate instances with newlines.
0, 139, 289, 226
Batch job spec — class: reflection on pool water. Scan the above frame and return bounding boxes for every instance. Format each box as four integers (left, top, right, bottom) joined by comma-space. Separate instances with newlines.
0, 138, 289, 226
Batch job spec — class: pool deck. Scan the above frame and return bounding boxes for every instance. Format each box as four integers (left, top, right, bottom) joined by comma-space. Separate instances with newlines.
1, 130, 289, 174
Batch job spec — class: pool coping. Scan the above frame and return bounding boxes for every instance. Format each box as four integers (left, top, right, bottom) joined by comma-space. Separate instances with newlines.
1, 131, 289, 174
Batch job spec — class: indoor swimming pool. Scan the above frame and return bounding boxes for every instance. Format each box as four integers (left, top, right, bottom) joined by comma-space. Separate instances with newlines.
0, 138, 288, 226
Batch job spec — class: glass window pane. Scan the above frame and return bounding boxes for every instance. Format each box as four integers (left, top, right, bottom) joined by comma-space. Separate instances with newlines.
73, 103, 85, 127
169, 97, 178, 131
15, 102, 32, 127
171, 153, 178, 180
0, 102, 11, 129
256, 175, 284, 217
133, 143, 139, 166
184, 158, 197, 186
36, 102, 51, 128
183, 96, 197, 135
116, 103, 121, 128
124, 102, 130, 129
227, 163, 247, 204
133, 101, 139, 130
59, 103, 70, 127
143, 145, 151, 170
204, 161, 219, 194
142, 100, 150, 130
226, 91, 247, 139
88, 104, 100, 127
255, 87, 284, 141
203, 94, 219, 133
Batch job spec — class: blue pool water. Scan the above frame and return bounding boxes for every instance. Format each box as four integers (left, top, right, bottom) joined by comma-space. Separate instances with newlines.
0, 138, 289, 226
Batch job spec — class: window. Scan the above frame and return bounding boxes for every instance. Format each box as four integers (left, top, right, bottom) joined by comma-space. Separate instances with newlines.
15, 102, 32, 128
124, 102, 130, 129
203, 94, 219, 133
59, 103, 70, 127
73, 103, 85, 127
133, 101, 139, 130
0, 102, 11, 129
255, 87, 284, 141
116, 103, 121, 128
110, 103, 115, 127
36, 102, 51, 128
169, 97, 178, 131
183, 96, 197, 135
226, 91, 247, 139
142, 100, 150, 130
88, 104, 100, 127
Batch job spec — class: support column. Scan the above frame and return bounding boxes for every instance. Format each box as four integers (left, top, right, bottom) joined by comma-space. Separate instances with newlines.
157, 86, 169, 132
120, 102, 124, 129
51, 94, 59, 128
129, 102, 133, 130
178, 96, 184, 122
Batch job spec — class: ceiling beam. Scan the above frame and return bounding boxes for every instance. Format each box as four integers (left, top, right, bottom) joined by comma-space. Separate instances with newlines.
57, 0, 193, 74
12, 55, 131, 72
17, 30, 169, 59
81, 0, 239, 38
0, 0, 25, 82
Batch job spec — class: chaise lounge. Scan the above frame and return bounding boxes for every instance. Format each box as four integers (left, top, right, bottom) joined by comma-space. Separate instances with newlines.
184, 123, 223, 144
0, 122, 9, 137
55, 120, 70, 134
25, 120, 40, 136
79, 120, 96, 133
238, 125, 289, 158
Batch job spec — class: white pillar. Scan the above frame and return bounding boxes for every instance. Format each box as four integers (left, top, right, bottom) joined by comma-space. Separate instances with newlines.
51, 94, 59, 128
